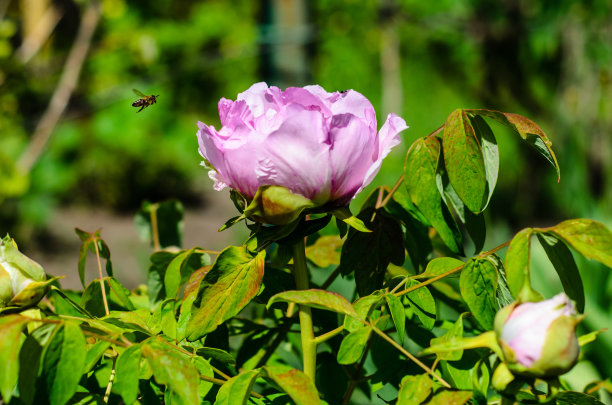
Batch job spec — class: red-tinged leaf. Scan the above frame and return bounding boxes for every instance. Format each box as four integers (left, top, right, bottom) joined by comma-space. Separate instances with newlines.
74, 228, 113, 287
404, 136, 463, 254
0, 315, 29, 402
443, 109, 487, 213
548, 219, 612, 268
267, 289, 357, 317
469, 109, 560, 181
425, 389, 473, 404
177, 266, 211, 341
185, 246, 265, 340
459, 258, 498, 330
214, 369, 262, 405
504, 228, 533, 298
305, 235, 343, 268
142, 339, 199, 405
164, 248, 197, 299
397, 374, 433, 405
264, 366, 321, 405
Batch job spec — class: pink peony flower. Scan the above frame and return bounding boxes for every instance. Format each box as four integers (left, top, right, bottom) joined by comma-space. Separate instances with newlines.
197, 82, 407, 209
495, 293, 580, 377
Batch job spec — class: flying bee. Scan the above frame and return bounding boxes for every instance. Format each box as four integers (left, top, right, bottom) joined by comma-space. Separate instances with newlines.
132, 88, 159, 112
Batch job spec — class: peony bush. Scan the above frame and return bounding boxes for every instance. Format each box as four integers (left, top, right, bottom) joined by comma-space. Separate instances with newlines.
1, 84, 611, 405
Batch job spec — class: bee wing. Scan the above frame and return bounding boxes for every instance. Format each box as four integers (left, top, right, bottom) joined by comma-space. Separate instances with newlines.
133, 88, 146, 97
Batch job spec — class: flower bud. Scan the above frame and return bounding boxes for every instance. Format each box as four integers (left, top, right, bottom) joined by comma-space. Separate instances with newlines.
495, 293, 580, 378
0, 235, 48, 309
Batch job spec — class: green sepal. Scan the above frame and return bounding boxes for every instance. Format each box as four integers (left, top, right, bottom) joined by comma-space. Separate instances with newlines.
491, 362, 515, 393
244, 185, 315, 225
332, 207, 371, 233
9, 276, 62, 308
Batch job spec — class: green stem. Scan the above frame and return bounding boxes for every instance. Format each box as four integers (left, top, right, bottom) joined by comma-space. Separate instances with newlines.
292, 239, 317, 384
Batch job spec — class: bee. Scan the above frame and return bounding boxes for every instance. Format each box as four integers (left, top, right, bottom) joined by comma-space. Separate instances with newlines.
132, 88, 159, 112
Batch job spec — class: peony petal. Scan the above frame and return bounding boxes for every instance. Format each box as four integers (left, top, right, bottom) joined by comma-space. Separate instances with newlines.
330, 89, 377, 124
283, 87, 332, 118
356, 113, 407, 196
255, 104, 332, 203
236, 82, 270, 118
327, 113, 377, 203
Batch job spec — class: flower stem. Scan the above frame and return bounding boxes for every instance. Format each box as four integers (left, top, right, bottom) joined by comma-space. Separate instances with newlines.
292, 239, 317, 383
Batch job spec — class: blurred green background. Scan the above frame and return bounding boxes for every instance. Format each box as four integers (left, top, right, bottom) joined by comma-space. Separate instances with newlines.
1, 0, 611, 391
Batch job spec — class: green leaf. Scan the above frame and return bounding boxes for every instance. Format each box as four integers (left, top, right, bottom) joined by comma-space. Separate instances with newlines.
165, 248, 196, 300
442, 109, 487, 213
420, 257, 464, 278
471, 109, 560, 181
385, 187, 433, 272
267, 289, 357, 317
548, 219, 612, 268
397, 374, 433, 405
84, 340, 111, 374
142, 339, 199, 405
385, 294, 406, 341
404, 136, 463, 254
305, 235, 343, 268
0, 315, 29, 402
192, 357, 214, 400
17, 333, 44, 405
214, 368, 262, 405
343, 292, 383, 332
50, 286, 93, 318
338, 206, 405, 296
429, 313, 465, 361
337, 326, 372, 364
186, 246, 265, 340
114, 344, 142, 405
195, 347, 236, 366
264, 366, 321, 405
424, 389, 472, 405
459, 258, 498, 330
504, 228, 533, 298
108, 277, 135, 311
43, 322, 87, 405
470, 114, 499, 211
404, 279, 436, 330
436, 170, 486, 253
134, 199, 184, 249
555, 391, 605, 405
536, 232, 585, 313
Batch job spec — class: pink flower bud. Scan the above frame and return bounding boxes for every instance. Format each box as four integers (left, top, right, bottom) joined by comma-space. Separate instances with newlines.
495, 293, 580, 377
197, 83, 407, 212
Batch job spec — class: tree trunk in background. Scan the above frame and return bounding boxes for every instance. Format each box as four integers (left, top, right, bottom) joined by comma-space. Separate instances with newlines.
261, 0, 311, 88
